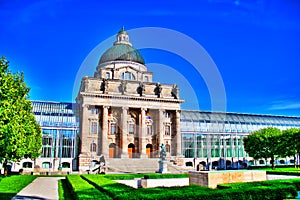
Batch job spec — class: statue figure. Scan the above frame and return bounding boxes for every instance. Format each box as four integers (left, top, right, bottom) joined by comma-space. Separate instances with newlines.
137, 82, 145, 96
160, 143, 167, 160
98, 154, 106, 174
171, 84, 179, 99
100, 78, 108, 94
119, 80, 127, 95
154, 83, 162, 98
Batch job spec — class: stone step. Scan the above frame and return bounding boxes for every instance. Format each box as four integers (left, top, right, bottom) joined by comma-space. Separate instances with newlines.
106, 158, 160, 173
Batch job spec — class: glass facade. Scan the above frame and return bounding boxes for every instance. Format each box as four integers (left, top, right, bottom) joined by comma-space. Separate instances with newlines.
181, 111, 300, 158
32, 101, 78, 159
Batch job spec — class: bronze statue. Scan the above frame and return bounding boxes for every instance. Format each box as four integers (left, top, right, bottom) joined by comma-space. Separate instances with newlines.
154, 83, 162, 98
100, 78, 108, 94
119, 80, 127, 95
137, 82, 145, 96
160, 143, 166, 160
171, 84, 179, 99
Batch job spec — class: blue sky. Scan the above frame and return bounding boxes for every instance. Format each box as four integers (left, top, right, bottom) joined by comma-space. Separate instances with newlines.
1, 0, 299, 116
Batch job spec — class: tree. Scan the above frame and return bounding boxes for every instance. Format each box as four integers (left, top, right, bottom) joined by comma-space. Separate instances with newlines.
278, 128, 300, 168
0, 57, 42, 175
243, 127, 282, 170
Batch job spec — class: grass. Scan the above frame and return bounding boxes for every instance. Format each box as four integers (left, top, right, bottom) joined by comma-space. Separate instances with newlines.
249, 166, 300, 175
0, 175, 37, 200
58, 179, 73, 200
66, 175, 111, 199
78, 174, 298, 200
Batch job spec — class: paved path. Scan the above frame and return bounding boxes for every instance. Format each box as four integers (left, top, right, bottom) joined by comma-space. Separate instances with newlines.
12, 177, 64, 200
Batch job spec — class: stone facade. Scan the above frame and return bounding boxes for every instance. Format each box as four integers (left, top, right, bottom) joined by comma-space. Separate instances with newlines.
76, 28, 183, 172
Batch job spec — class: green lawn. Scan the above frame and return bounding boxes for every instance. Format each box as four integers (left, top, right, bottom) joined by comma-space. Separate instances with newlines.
0, 175, 37, 200
249, 166, 300, 175
62, 174, 300, 200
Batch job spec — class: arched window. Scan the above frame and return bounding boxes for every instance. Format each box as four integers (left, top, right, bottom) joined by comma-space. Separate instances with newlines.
90, 142, 97, 152
62, 162, 70, 168
120, 71, 135, 80
42, 162, 51, 169
165, 144, 170, 153
144, 76, 149, 82
165, 125, 170, 136
23, 162, 33, 168
106, 72, 111, 79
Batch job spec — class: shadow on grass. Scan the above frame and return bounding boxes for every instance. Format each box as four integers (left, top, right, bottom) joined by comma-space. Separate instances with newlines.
59, 179, 73, 200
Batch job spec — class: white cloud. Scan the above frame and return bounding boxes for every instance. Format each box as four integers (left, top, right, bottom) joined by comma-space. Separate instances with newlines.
268, 101, 300, 110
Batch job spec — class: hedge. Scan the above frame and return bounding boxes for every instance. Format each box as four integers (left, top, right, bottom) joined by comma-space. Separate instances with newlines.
66, 175, 111, 199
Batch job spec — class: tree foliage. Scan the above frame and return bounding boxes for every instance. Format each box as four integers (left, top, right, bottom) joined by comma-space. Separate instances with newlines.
0, 57, 42, 171
277, 128, 300, 167
243, 127, 282, 169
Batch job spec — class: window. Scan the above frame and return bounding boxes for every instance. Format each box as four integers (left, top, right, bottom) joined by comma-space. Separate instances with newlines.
129, 124, 135, 134
42, 162, 51, 169
120, 71, 136, 80
42, 136, 52, 146
144, 76, 149, 82
90, 121, 98, 134
165, 126, 170, 136
62, 162, 70, 168
106, 72, 111, 79
90, 107, 98, 114
165, 144, 170, 153
110, 123, 116, 134
23, 162, 33, 168
62, 137, 73, 158
147, 125, 152, 135
90, 143, 97, 152
42, 147, 52, 158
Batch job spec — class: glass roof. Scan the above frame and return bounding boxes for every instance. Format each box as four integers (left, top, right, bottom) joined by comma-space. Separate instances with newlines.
181, 110, 300, 126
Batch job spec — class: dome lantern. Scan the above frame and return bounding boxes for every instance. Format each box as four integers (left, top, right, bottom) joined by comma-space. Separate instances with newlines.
98, 27, 145, 65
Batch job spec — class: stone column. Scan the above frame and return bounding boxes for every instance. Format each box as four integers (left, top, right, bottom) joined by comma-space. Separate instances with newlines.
102, 106, 109, 157
78, 104, 90, 171
140, 108, 147, 158
175, 110, 182, 157
121, 106, 128, 158
158, 109, 165, 148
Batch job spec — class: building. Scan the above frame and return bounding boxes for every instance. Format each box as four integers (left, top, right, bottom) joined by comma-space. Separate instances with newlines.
76, 28, 184, 172
9, 101, 79, 174
181, 110, 300, 169
75, 28, 300, 172
3, 28, 300, 173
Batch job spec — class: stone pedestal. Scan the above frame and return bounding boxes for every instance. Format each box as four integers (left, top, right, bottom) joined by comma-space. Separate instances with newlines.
189, 170, 266, 188
158, 160, 168, 173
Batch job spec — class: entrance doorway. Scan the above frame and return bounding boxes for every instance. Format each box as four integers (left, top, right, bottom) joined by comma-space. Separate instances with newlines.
146, 144, 153, 158
109, 143, 116, 158
128, 143, 135, 158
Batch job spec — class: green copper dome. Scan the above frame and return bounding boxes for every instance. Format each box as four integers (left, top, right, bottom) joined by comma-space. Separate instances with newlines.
99, 28, 145, 65
99, 44, 145, 65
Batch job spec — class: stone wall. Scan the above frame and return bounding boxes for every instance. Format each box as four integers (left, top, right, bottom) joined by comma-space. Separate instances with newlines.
189, 170, 266, 188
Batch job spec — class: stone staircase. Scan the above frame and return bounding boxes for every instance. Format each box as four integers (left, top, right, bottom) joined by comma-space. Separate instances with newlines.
106, 158, 160, 173
106, 158, 190, 174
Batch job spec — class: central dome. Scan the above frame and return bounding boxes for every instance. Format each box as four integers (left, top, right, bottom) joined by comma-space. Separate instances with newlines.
98, 28, 145, 65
